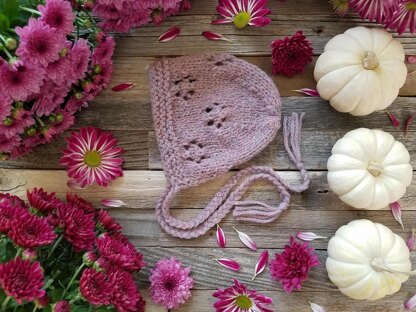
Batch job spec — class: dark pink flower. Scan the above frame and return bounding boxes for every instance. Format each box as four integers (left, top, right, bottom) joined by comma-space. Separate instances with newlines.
96, 232, 144, 271
109, 268, 141, 312
79, 268, 112, 305
388, 1, 416, 34
45, 46, 72, 86
35, 293, 50, 307
92, 36, 115, 65
66, 192, 96, 214
0, 96, 11, 122
0, 258, 45, 304
50, 109, 75, 135
0, 195, 27, 232
9, 213, 57, 248
0, 60, 45, 101
270, 236, 320, 292
0, 108, 35, 139
97, 209, 122, 232
69, 38, 91, 83
53, 300, 70, 312
83, 251, 97, 266
57, 204, 96, 251
0, 135, 21, 154
0, 192, 27, 208
149, 257, 193, 310
59, 127, 124, 187
16, 18, 66, 66
271, 31, 313, 77
38, 0, 76, 36
27, 188, 62, 214
213, 279, 273, 312
32, 80, 71, 117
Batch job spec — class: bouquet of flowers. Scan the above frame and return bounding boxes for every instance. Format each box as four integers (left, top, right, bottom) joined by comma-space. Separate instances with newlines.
0, 189, 145, 311
0, 0, 114, 159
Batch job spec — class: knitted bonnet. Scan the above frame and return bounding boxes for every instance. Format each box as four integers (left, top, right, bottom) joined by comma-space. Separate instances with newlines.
149, 54, 310, 239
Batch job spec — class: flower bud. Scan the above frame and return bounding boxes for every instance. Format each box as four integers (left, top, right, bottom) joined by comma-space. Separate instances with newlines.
5, 38, 17, 50
35, 293, 50, 308
59, 48, 68, 57
3, 117, 13, 127
83, 0, 94, 9
14, 101, 24, 109
0, 154, 10, 161
52, 300, 70, 312
93, 257, 106, 272
73, 92, 83, 100
40, 126, 49, 135
81, 80, 92, 92
55, 112, 64, 123
26, 127, 37, 137
83, 251, 97, 266
48, 115, 56, 124
92, 65, 102, 74
22, 249, 37, 261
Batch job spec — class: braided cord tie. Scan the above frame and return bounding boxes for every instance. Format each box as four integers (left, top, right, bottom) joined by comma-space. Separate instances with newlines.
155, 113, 310, 239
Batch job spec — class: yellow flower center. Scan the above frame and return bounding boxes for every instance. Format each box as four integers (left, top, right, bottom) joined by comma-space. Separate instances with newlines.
84, 151, 101, 167
406, 2, 416, 10
233, 11, 251, 29
235, 295, 252, 309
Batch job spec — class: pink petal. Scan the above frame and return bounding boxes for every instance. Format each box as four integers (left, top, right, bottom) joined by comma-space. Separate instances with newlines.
216, 258, 240, 271
158, 26, 181, 42
390, 201, 404, 230
405, 113, 414, 137
202, 31, 232, 42
386, 110, 400, 128
216, 224, 226, 248
67, 180, 84, 189
111, 82, 136, 92
310, 302, 326, 312
211, 18, 233, 25
233, 226, 257, 251
297, 232, 327, 241
252, 250, 269, 280
101, 199, 126, 208
405, 294, 416, 310
408, 56, 416, 64
293, 88, 320, 97
407, 229, 415, 251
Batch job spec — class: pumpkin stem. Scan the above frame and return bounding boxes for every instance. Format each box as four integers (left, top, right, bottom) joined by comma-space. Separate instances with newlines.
363, 51, 379, 70
371, 258, 416, 276
367, 161, 383, 177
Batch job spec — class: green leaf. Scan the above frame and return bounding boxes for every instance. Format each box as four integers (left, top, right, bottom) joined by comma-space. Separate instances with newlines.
2, 0, 19, 19
0, 13, 10, 32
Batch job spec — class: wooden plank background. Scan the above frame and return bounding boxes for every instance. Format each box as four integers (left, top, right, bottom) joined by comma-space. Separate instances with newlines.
1, 0, 416, 311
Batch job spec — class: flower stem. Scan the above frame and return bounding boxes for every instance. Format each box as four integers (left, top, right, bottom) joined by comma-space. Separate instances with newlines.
34, 116, 45, 128
48, 235, 63, 258
20, 6, 41, 15
0, 296, 11, 312
32, 306, 38, 312
69, 293, 81, 305
15, 247, 23, 259
61, 263, 86, 299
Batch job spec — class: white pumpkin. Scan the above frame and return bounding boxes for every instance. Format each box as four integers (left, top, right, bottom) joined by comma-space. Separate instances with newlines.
327, 219, 411, 300
314, 26, 407, 116
327, 128, 412, 210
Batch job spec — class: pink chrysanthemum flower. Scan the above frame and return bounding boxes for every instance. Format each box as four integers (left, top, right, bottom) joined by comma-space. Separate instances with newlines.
213, 279, 273, 312
79, 268, 112, 305
32, 81, 71, 117
56, 203, 96, 251
96, 233, 144, 271
27, 188, 62, 214
0, 197, 27, 232
0, 96, 11, 122
91, 61, 113, 94
0, 192, 27, 208
271, 30, 313, 77
50, 109, 75, 135
270, 236, 320, 293
16, 18, 66, 66
388, 0, 416, 34
45, 44, 72, 86
0, 258, 45, 304
350, 0, 399, 23
109, 268, 142, 312
92, 36, 115, 66
9, 213, 57, 248
212, 0, 271, 29
0, 135, 21, 154
68, 38, 91, 83
38, 0, 76, 36
0, 108, 35, 139
59, 127, 124, 187
66, 192, 96, 214
97, 209, 122, 232
149, 257, 193, 309
0, 60, 46, 102
52, 300, 70, 312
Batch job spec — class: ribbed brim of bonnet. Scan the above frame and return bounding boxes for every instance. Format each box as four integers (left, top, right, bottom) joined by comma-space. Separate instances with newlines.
149, 54, 281, 189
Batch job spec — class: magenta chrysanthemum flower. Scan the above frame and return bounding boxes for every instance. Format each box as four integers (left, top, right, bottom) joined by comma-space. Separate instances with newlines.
59, 127, 124, 187
0, 258, 45, 304
8, 213, 57, 248
32, 81, 71, 117
79, 268, 112, 305
50, 109, 75, 135
0, 108, 35, 139
96, 233, 144, 271
56, 203, 96, 251
149, 257, 193, 309
45, 46, 72, 86
270, 236, 320, 293
0, 60, 46, 101
109, 268, 142, 312
0, 96, 11, 122
92, 36, 115, 65
53, 300, 70, 312
0, 135, 21, 154
38, 0, 76, 36
27, 188, 62, 214
212, 0, 271, 29
97, 209, 122, 232
16, 18, 66, 66
0, 197, 27, 232
213, 279, 273, 312
350, 0, 398, 24
69, 38, 91, 83
0, 192, 27, 208
271, 30, 313, 77
66, 192, 96, 214
388, 0, 416, 34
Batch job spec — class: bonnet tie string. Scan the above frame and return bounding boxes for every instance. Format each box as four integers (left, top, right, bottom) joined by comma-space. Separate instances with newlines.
155, 113, 310, 239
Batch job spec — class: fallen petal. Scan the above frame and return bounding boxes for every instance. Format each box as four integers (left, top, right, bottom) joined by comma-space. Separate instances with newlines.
216, 224, 226, 248
252, 250, 269, 280
111, 82, 136, 92
390, 201, 404, 230
158, 26, 181, 42
310, 302, 326, 312
297, 232, 327, 241
292, 88, 320, 97
405, 294, 416, 310
233, 226, 257, 251
101, 199, 126, 208
216, 258, 240, 271
67, 180, 84, 190
202, 31, 232, 42
386, 110, 400, 128
407, 56, 416, 64
407, 229, 415, 251
405, 113, 414, 137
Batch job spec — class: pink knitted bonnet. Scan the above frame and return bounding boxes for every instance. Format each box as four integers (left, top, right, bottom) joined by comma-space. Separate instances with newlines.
149, 54, 309, 239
